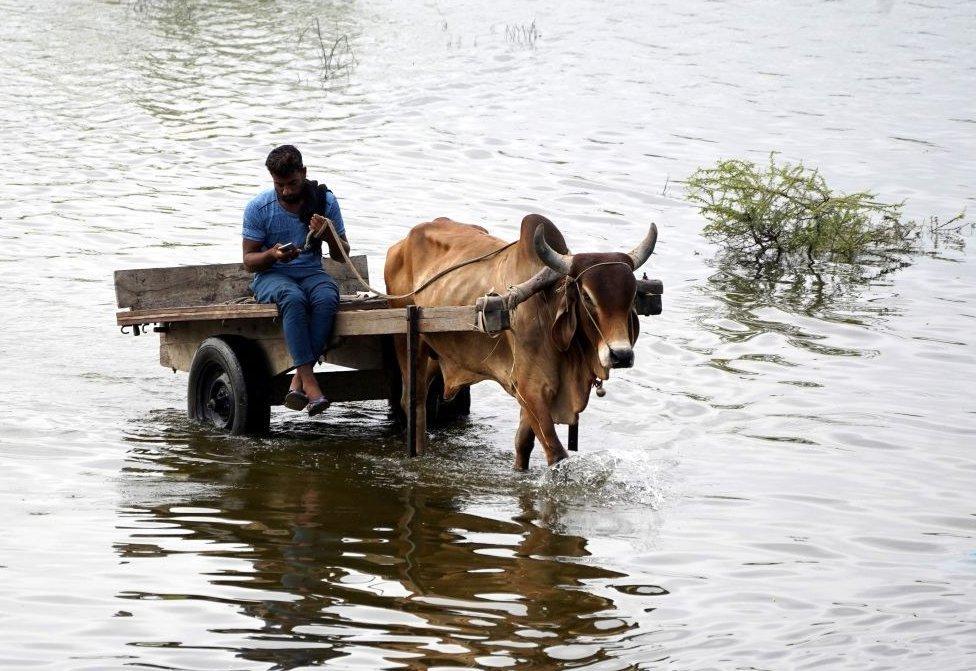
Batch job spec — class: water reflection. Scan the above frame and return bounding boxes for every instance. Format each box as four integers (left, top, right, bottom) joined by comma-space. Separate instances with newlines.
117, 419, 644, 669
698, 256, 906, 367
701, 222, 972, 357
712, 256, 904, 319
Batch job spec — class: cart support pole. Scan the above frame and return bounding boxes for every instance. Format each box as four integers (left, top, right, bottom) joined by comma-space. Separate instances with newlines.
406, 305, 420, 457
568, 423, 579, 452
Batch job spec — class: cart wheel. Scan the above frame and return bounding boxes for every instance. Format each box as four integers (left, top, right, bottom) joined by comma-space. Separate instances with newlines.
437, 385, 471, 422
428, 375, 471, 426
187, 337, 271, 435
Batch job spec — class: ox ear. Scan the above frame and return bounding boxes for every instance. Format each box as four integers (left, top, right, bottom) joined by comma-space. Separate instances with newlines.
551, 286, 578, 352
628, 309, 640, 345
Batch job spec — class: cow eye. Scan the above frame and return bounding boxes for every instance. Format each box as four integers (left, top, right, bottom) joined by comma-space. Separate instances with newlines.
582, 291, 595, 306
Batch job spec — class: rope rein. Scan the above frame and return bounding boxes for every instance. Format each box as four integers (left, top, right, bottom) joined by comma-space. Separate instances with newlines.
310, 218, 624, 450
316, 212, 626, 361
308, 216, 517, 301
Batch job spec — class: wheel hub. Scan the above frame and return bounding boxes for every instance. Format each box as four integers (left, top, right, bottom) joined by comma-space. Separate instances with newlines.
203, 372, 235, 428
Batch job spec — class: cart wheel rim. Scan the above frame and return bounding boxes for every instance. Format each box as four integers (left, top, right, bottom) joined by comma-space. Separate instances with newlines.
203, 370, 235, 429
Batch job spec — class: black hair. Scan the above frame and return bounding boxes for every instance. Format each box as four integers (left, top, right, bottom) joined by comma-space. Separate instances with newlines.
265, 145, 304, 176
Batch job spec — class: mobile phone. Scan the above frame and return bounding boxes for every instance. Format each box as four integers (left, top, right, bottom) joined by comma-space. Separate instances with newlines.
278, 242, 297, 253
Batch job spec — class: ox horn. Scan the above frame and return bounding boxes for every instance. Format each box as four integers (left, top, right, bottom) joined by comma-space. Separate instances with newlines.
533, 224, 572, 275
627, 222, 658, 269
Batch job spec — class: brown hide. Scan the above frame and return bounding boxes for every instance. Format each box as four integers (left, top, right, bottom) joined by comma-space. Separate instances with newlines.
384, 214, 637, 469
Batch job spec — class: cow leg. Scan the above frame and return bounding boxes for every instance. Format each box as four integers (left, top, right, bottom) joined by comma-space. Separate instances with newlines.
515, 390, 570, 467
392, 334, 410, 427
514, 409, 535, 471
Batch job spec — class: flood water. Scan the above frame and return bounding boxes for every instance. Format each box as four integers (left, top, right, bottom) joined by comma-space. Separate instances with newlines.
2, 0, 975, 669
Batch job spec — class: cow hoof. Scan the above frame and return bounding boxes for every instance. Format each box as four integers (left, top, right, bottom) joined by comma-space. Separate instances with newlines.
547, 450, 570, 467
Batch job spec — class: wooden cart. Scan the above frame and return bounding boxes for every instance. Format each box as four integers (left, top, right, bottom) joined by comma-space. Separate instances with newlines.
116, 255, 663, 456
115, 256, 494, 454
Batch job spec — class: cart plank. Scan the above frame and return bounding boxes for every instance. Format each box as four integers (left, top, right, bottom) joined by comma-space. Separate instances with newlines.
118, 304, 480, 336
334, 306, 480, 336
120, 303, 278, 324
114, 256, 370, 310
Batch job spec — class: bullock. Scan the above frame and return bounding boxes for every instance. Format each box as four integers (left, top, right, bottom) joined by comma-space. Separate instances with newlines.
384, 214, 658, 469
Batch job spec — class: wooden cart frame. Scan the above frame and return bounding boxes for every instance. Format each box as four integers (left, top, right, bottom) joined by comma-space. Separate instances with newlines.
116, 256, 663, 456
115, 256, 502, 455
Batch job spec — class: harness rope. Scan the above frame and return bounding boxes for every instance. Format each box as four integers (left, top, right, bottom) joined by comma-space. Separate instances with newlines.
313, 217, 623, 455
308, 217, 517, 301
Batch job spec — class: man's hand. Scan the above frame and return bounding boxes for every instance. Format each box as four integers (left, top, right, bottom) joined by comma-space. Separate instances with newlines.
243, 239, 300, 272
269, 243, 301, 262
310, 213, 350, 261
310, 214, 335, 242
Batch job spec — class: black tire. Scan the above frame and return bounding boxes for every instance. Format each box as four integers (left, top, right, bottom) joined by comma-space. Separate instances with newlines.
187, 337, 271, 435
385, 363, 472, 428
446, 385, 472, 417
428, 375, 471, 426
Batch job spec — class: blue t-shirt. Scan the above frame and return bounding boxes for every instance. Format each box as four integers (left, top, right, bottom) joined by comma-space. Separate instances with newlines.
242, 187, 346, 275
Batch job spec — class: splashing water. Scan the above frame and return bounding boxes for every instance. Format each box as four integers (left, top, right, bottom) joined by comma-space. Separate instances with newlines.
536, 450, 671, 508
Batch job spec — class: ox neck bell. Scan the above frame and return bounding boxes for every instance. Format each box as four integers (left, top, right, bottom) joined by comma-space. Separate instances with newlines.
594, 379, 606, 397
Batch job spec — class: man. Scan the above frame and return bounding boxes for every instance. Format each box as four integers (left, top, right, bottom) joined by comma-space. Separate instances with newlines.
242, 145, 351, 416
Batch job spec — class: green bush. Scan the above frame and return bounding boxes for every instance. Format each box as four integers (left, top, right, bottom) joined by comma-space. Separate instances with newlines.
686, 154, 921, 266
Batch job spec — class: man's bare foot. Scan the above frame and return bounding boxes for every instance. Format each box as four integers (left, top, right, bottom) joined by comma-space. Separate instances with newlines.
296, 364, 324, 400
289, 373, 303, 394
303, 379, 324, 399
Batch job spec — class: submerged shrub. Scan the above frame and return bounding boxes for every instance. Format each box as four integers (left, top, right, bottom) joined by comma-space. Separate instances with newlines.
685, 154, 938, 267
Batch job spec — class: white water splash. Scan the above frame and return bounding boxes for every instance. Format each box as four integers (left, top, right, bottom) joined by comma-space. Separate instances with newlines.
535, 450, 671, 508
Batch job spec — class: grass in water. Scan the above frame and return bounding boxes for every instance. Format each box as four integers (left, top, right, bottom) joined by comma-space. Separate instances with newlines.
685, 153, 968, 272
299, 17, 356, 83
505, 20, 540, 47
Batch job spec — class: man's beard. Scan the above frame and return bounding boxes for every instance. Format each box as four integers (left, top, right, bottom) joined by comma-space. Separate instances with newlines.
280, 191, 302, 204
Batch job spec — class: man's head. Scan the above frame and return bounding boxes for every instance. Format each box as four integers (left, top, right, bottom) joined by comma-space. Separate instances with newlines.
265, 145, 307, 205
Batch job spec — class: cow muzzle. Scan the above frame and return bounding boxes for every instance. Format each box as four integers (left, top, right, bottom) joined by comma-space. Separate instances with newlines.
610, 347, 634, 369
601, 341, 635, 369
